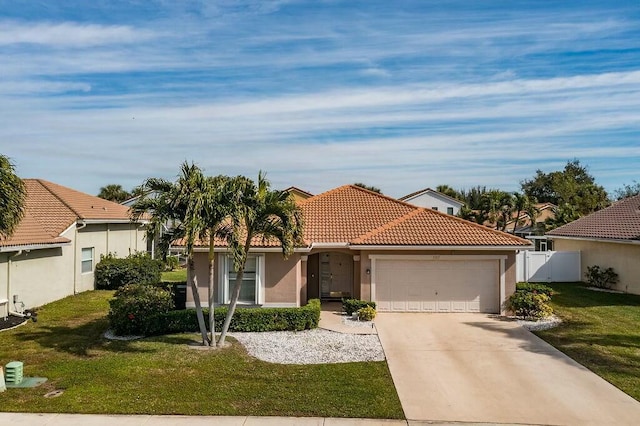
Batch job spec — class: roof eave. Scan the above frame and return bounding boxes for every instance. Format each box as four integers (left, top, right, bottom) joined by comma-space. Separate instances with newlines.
78, 219, 149, 225
0, 241, 72, 252
547, 235, 640, 245
349, 244, 531, 251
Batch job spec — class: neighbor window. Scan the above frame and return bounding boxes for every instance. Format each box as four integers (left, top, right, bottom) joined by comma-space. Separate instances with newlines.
220, 254, 264, 305
431, 207, 438, 211
447, 207, 454, 215
81, 247, 94, 273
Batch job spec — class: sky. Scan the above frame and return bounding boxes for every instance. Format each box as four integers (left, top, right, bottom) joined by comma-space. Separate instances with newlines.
1, 0, 639, 198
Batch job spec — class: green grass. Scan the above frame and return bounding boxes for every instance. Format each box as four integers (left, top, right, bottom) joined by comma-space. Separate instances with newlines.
161, 268, 187, 282
534, 282, 640, 401
0, 291, 403, 418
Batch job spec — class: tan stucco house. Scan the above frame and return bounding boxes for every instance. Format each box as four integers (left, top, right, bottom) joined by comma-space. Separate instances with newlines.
189, 185, 531, 314
0, 179, 147, 312
547, 194, 640, 294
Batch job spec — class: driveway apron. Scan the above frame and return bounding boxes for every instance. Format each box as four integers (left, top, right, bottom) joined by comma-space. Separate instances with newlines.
376, 313, 640, 425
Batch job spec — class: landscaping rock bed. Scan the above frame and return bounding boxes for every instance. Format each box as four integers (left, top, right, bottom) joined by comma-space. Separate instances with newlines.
518, 315, 562, 331
231, 328, 385, 364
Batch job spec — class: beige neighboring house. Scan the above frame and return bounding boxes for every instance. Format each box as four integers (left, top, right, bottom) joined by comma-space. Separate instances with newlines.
188, 185, 531, 314
547, 194, 640, 295
283, 186, 313, 203
399, 187, 464, 215
0, 179, 147, 312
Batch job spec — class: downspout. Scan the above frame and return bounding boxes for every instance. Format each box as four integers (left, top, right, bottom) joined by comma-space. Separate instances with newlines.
73, 221, 87, 294
6, 250, 23, 306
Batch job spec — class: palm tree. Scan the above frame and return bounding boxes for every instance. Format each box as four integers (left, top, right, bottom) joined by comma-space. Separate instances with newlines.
131, 162, 210, 345
98, 184, 131, 203
216, 173, 303, 347
481, 190, 514, 231
511, 192, 537, 233
0, 155, 26, 239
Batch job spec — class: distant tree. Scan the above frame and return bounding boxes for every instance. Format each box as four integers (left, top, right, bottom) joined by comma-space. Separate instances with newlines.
458, 186, 490, 210
98, 184, 131, 203
521, 160, 608, 228
511, 192, 538, 233
130, 185, 146, 198
436, 184, 463, 201
480, 190, 514, 232
353, 182, 382, 194
613, 181, 640, 200
0, 155, 26, 239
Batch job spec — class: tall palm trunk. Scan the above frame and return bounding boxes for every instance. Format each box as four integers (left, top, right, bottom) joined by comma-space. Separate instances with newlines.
188, 255, 210, 346
207, 234, 215, 344
513, 208, 522, 233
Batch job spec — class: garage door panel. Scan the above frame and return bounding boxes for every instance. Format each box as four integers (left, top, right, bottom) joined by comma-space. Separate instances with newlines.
375, 259, 500, 313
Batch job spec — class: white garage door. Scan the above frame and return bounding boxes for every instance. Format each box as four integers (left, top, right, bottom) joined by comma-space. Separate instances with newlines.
374, 259, 499, 313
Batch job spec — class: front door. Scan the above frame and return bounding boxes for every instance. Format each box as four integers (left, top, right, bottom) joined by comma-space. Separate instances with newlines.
319, 252, 353, 299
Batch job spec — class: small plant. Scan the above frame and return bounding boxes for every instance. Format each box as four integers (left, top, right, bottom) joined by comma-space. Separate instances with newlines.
342, 298, 376, 315
357, 306, 376, 321
163, 255, 180, 271
585, 265, 619, 289
505, 291, 553, 320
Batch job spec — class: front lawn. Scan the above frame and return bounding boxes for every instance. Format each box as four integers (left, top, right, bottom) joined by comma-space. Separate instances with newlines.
161, 268, 187, 282
0, 291, 403, 418
534, 282, 640, 401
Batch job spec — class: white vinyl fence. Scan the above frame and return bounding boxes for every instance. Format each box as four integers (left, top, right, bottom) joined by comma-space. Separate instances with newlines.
516, 251, 581, 283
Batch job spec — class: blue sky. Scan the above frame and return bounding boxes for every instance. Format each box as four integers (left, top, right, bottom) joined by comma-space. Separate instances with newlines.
1, 0, 639, 198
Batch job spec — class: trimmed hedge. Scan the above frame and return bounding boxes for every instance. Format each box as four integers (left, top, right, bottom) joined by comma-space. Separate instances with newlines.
108, 284, 174, 335
516, 282, 554, 297
505, 291, 553, 320
95, 252, 163, 290
342, 298, 376, 315
117, 299, 321, 336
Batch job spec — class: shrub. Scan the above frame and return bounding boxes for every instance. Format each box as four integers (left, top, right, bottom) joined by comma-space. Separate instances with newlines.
516, 282, 554, 297
585, 265, 619, 289
95, 252, 163, 290
358, 306, 376, 321
505, 291, 553, 320
137, 299, 321, 336
342, 298, 376, 315
163, 255, 180, 271
109, 284, 174, 335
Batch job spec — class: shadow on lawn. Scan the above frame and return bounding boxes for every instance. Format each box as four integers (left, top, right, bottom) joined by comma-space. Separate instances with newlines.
11, 317, 154, 357
546, 283, 640, 308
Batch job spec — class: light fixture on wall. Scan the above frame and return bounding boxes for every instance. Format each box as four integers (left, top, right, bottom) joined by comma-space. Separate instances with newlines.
366, 268, 371, 275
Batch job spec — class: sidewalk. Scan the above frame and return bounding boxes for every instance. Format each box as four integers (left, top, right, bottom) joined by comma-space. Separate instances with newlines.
0, 413, 505, 425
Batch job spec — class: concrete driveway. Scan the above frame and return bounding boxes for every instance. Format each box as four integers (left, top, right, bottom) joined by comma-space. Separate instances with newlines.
376, 313, 640, 425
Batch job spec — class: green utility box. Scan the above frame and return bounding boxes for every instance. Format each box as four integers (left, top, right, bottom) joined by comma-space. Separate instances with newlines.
5, 361, 23, 385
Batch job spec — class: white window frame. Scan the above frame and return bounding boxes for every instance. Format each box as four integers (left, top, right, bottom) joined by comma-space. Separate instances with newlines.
81, 247, 94, 274
218, 254, 265, 305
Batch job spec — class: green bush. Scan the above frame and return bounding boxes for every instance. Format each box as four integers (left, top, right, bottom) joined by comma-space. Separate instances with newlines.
109, 284, 174, 335
516, 282, 554, 297
505, 291, 553, 320
163, 255, 180, 271
95, 252, 163, 290
358, 306, 376, 321
134, 299, 321, 336
342, 298, 376, 315
585, 265, 619, 289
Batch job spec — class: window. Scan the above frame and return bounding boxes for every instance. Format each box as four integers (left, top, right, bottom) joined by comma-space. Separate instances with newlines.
447, 207, 454, 215
431, 207, 438, 211
81, 247, 94, 273
220, 254, 264, 305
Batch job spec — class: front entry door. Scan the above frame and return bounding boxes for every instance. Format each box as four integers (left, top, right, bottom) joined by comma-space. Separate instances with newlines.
319, 252, 353, 299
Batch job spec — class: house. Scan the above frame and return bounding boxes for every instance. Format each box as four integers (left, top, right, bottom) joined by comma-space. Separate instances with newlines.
284, 186, 313, 202
188, 185, 531, 314
0, 179, 147, 311
547, 194, 640, 294
501, 202, 557, 250
399, 188, 464, 215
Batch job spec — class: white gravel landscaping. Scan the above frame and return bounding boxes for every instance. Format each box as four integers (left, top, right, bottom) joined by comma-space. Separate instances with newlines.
517, 315, 562, 331
230, 328, 385, 364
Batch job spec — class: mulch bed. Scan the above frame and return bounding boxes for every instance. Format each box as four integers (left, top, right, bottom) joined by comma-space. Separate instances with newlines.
0, 315, 27, 332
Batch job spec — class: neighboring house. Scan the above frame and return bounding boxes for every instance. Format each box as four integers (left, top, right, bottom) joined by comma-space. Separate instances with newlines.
399, 188, 464, 215
188, 185, 531, 314
504, 202, 556, 250
547, 194, 640, 294
284, 186, 313, 203
0, 179, 147, 311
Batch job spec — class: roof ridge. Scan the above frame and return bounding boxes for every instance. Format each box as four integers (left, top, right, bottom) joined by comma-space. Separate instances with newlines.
36, 179, 83, 219
347, 184, 426, 209
400, 187, 464, 205
352, 208, 422, 244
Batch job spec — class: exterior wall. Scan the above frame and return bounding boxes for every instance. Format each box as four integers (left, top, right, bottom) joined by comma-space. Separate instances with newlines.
404, 193, 462, 215
188, 251, 301, 307
554, 239, 640, 294
0, 222, 146, 310
74, 223, 146, 293
359, 249, 517, 307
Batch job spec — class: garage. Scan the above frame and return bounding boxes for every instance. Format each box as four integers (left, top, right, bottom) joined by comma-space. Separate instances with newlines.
372, 256, 501, 313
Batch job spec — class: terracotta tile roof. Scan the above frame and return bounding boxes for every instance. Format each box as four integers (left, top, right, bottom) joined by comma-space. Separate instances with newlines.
0, 179, 139, 249
189, 184, 530, 249
547, 195, 640, 241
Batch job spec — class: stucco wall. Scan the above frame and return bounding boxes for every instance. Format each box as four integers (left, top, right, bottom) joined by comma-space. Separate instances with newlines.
404, 193, 461, 214
554, 238, 640, 294
0, 222, 146, 310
